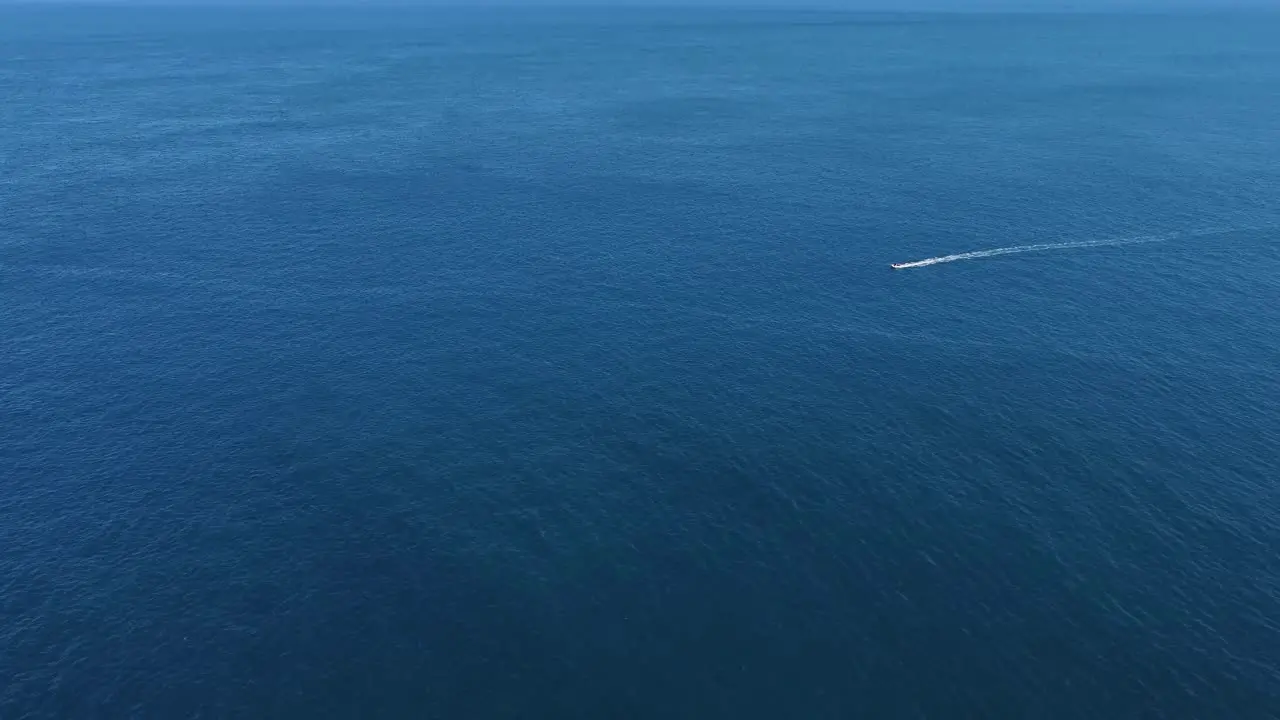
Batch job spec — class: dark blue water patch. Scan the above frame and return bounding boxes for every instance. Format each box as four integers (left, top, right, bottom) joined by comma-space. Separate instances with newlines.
4, 6, 1280, 719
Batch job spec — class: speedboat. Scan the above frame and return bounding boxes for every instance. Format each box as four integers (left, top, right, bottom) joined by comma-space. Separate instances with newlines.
890, 263, 907, 270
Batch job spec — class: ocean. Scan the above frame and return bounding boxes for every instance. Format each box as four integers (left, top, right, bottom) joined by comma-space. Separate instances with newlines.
2, 6, 1279, 718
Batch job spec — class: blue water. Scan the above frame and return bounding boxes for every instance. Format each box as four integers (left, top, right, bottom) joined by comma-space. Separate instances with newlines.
4, 6, 1280, 718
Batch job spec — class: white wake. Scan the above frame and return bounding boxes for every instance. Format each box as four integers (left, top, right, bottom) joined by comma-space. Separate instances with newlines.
890, 225, 1264, 270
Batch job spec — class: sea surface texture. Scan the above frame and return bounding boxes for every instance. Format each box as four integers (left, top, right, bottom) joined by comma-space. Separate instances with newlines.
3, 7, 1280, 718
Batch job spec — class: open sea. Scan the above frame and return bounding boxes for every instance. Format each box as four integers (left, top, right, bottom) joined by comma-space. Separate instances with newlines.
3, 5, 1280, 718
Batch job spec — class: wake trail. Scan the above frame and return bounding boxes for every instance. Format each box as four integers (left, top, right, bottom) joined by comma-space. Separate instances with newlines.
890, 224, 1269, 270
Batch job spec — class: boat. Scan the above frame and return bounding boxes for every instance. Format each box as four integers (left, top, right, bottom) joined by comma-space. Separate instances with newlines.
890, 263, 907, 270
